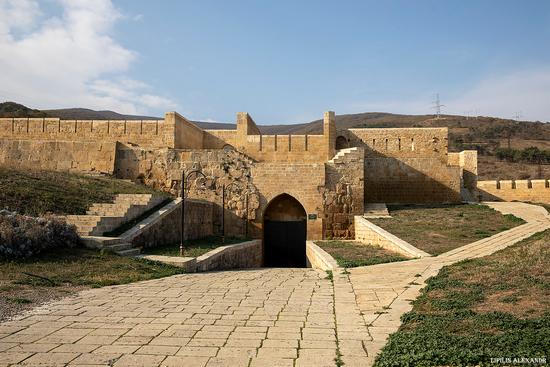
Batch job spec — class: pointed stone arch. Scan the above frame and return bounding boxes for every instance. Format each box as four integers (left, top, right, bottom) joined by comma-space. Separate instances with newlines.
263, 193, 307, 267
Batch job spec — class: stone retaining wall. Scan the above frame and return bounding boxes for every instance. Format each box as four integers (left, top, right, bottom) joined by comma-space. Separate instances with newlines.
354, 216, 430, 258
306, 241, 338, 271
129, 198, 214, 249
195, 240, 262, 272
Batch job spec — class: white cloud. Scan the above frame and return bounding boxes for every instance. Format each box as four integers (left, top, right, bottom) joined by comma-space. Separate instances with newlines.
0, 0, 177, 115
0, 0, 41, 35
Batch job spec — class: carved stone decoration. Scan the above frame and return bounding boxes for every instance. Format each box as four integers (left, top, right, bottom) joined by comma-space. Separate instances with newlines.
118, 146, 262, 235
246, 192, 260, 220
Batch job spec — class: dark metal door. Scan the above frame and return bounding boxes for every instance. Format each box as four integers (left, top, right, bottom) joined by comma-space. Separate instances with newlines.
264, 220, 306, 267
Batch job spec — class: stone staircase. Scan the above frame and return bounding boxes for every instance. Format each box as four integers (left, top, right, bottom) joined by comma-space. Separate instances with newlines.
80, 236, 141, 257
66, 194, 165, 238
328, 147, 360, 164
79, 198, 181, 257
363, 203, 391, 218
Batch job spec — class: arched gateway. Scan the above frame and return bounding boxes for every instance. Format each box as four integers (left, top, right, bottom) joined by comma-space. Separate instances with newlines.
263, 194, 307, 267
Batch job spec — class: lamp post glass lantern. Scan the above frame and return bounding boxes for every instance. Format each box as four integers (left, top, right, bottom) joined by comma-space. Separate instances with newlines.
180, 169, 207, 256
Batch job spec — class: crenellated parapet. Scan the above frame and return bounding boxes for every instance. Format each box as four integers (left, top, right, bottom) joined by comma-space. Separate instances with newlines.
477, 179, 550, 203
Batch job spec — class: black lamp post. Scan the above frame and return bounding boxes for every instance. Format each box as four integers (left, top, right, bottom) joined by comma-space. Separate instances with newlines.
180, 169, 207, 256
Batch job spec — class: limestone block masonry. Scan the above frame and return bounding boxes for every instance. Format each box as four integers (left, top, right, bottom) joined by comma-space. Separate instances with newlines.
138, 240, 262, 272
477, 179, 550, 203
354, 216, 431, 258
81, 198, 215, 255
305, 241, 338, 271
0, 109, 478, 241
195, 240, 262, 272
66, 194, 165, 236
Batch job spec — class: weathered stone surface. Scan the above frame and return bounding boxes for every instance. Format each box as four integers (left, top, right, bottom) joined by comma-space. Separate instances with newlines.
0, 110, 478, 242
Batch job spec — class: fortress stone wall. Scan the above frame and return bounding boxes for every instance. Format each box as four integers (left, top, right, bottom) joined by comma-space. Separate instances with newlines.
335, 127, 464, 203
0, 139, 117, 173
477, 179, 550, 203
0, 109, 478, 240
0, 112, 207, 150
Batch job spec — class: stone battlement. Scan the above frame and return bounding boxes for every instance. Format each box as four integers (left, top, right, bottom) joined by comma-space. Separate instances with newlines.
478, 179, 550, 203
0, 117, 172, 148
343, 127, 449, 160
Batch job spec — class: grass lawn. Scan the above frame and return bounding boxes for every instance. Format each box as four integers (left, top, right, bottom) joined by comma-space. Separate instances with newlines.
369, 204, 525, 256
315, 240, 408, 268
0, 166, 169, 216
374, 229, 550, 367
142, 236, 251, 258
0, 247, 184, 321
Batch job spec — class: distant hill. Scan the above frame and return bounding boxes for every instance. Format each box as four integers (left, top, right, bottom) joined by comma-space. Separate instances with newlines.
42, 107, 160, 121
0, 101, 48, 118
2, 102, 549, 147
0, 102, 237, 131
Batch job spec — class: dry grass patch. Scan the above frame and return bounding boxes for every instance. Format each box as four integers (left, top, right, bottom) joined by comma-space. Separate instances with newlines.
0, 166, 168, 216
370, 203, 524, 255
0, 247, 184, 322
478, 154, 550, 180
374, 229, 550, 367
315, 240, 408, 268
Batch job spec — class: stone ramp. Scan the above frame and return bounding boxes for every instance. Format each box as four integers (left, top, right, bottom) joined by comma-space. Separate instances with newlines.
484, 201, 550, 223
348, 201, 550, 366
363, 203, 390, 218
66, 194, 165, 237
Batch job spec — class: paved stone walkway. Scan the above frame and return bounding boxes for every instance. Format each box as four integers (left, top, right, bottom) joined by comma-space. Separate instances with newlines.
0, 269, 366, 367
0, 202, 548, 366
349, 202, 550, 365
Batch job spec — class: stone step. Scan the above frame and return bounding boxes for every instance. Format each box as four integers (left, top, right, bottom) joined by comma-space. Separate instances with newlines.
363, 203, 391, 218
81, 236, 124, 248
66, 215, 102, 222
86, 205, 148, 216
328, 147, 359, 164
104, 243, 134, 252
115, 248, 141, 257
66, 193, 165, 236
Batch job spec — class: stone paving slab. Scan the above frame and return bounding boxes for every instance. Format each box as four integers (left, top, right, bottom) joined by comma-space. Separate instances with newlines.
0, 269, 343, 367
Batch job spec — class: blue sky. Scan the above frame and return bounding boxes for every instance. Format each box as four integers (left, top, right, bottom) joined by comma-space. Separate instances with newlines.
1, 0, 549, 123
